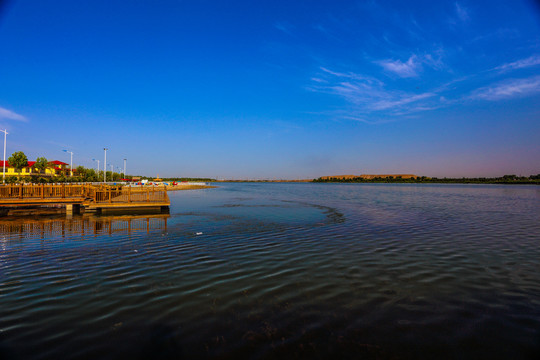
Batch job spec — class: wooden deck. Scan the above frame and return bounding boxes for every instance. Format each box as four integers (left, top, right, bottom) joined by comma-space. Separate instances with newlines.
0, 184, 170, 213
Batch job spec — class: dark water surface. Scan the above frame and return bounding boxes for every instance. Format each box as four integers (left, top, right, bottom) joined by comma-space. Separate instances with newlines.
1, 183, 540, 359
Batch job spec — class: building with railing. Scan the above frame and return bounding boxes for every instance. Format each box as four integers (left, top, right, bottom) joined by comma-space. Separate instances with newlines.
0, 160, 71, 177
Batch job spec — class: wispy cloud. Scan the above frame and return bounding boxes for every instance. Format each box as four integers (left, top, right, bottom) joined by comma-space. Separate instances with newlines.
339, 114, 396, 125
448, 2, 471, 26
274, 22, 294, 36
0, 106, 27, 122
495, 55, 540, 72
308, 66, 441, 121
377, 55, 420, 78
455, 2, 470, 23
371, 92, 436, 110
320, 67, 383, 85
468, 28, 520, 44
470, 75, 540, 100
313, 24, 337, 41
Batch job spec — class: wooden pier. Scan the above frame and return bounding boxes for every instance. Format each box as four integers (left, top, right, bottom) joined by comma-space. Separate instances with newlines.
0, 184, 170, 215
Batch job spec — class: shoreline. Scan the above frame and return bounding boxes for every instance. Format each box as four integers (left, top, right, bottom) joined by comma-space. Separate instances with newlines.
164, 184, 217, 191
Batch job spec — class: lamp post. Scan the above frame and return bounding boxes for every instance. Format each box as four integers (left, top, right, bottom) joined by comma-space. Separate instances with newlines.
92, 159, 99, 180
1, 129, 7, 184
92, 158, 100, 173
63, 150, 74, 177
123, 158, 127, 179
103, 148, 108, 183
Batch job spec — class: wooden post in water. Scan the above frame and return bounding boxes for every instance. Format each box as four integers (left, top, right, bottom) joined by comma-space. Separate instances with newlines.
41, 184, 44, 199
108, 187, 112, 203
128, 186, 132, 203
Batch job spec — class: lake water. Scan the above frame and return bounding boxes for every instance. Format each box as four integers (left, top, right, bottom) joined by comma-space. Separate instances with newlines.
1, 183, 540, 359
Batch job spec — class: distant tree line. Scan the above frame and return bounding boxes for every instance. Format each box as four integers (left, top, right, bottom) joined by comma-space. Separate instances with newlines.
313, 174, 540, 185
161, 177, 216, 182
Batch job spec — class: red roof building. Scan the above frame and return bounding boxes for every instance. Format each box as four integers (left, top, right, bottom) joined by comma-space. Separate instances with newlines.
0, 160, 70, 176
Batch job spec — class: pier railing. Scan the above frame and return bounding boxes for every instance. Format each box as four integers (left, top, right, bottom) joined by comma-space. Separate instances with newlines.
0, 184, 169, 205
0, 184, 91, 200
89, 186, 169, 204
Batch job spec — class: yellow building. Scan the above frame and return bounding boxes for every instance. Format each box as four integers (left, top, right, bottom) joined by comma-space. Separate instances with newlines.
0, 160, 71, 177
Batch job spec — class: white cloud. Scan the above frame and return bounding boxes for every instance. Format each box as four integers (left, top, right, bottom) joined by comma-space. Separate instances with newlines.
377, 55, 420, 78
471, 76, 540, 100
495, 55, 540, 72
0, 106, 27, 122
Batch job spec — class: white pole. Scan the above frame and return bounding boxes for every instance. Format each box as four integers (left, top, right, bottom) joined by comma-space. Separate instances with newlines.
63, 150, 74, 177
103, 148, 108, 183
1, 129, 7, 184
123, 158, 126, 179
93, 158, 100, 173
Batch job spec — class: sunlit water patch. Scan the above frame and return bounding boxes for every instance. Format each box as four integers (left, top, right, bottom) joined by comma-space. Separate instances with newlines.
1, 183, 540, 359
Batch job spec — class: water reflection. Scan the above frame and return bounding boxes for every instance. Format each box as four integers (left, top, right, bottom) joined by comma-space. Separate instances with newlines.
0, 213, 169, 241
1, 183, 539, 359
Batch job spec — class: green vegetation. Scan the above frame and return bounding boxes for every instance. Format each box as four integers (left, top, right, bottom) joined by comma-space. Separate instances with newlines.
7, 151, 28, 179
313, 175, 540, 185
34, 157, 49, 174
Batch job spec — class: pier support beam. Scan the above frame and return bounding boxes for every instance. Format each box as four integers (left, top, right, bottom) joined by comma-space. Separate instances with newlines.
65, 204, 81, 215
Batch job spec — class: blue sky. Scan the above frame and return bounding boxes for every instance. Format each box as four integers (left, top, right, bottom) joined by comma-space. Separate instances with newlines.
0, 0, 539, 178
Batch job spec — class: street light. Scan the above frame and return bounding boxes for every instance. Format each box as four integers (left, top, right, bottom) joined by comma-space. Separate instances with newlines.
1, 129, 7, 184
92, 158, 100, 174
63, 149, 74, 177
103, 148, 108, 183
123, 158, 127, 179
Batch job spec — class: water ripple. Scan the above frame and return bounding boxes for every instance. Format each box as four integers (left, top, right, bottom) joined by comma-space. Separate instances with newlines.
1, 184, 540, 359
